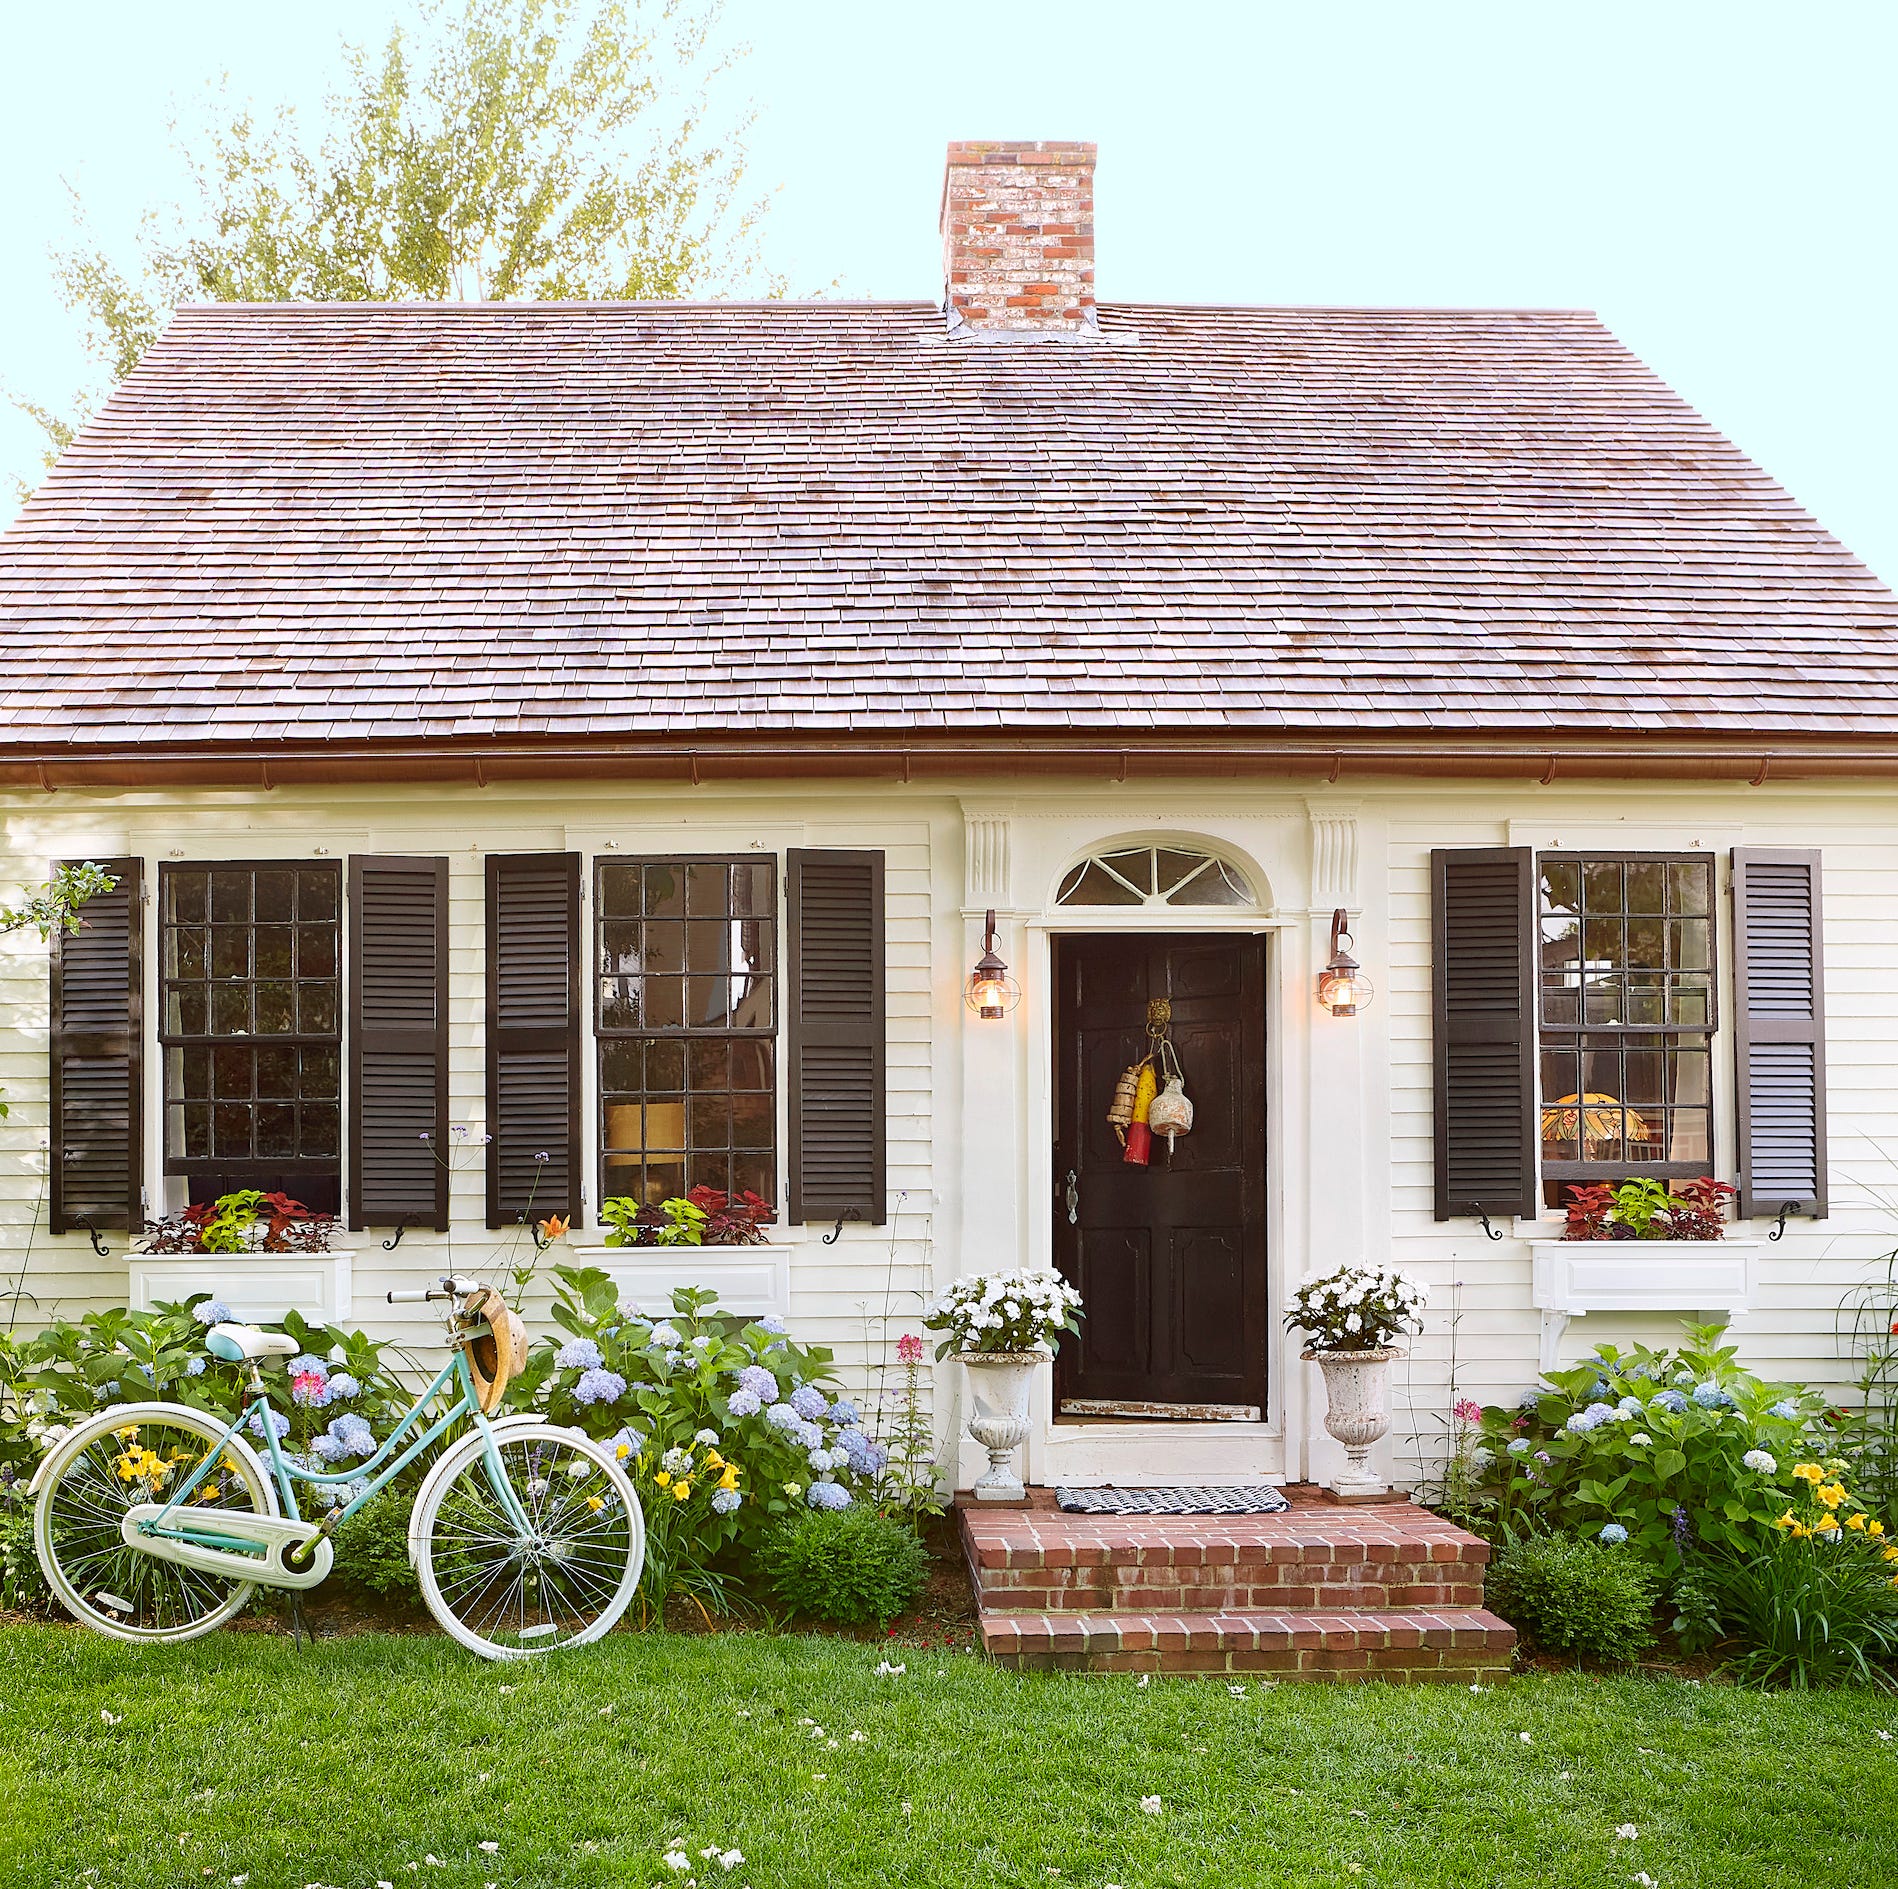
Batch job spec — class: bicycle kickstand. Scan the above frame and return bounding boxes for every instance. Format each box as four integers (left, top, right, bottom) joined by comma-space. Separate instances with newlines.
289, 1588, 311, 1653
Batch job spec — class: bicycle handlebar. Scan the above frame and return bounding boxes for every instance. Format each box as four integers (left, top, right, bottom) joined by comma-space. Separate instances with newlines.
386, 1276, 486, 1306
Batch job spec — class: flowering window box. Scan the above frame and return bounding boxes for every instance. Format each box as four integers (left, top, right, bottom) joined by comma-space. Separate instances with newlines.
128, 1252, 357, 1323
1529, 1240, 1762, 1370
566, 1244, 790, 1320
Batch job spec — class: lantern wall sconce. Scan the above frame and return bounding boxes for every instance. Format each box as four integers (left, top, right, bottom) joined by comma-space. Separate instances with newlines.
1316, 907, 1374, 1017
965, 908, 1021, 1020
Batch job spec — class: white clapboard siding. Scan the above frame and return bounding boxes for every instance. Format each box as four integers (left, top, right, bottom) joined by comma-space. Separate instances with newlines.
8, 774, 1898, 1485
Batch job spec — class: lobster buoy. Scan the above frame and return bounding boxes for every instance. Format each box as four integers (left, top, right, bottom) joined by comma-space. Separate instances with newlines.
1107, 1064, 1142, 1146
1123, 1062, 1158, 1167
1147, 1075, 1194, 1151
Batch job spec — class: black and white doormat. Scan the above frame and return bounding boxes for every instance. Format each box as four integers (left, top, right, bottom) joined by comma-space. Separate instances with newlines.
1053, 1485, 1291, 1516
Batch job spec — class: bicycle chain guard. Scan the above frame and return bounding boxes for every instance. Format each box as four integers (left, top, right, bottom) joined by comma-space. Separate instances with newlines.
120, 1504, 335, 1591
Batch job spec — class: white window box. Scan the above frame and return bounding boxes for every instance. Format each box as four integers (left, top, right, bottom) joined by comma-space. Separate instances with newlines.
1530, 1239, 1762, 1369
128, 1253, 356, 1324
566, 1244, 791, 1320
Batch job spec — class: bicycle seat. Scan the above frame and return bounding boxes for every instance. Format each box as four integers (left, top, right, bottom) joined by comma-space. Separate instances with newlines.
204, 1323, 300, 1363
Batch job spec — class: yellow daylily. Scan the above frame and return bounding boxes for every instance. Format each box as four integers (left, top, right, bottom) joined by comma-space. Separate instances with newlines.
1845, 1511, 1868, 1532
114, 1425, 138, 1442
719, 1466, 740, 1491
654, 1470, 671, 1488
1816, 1482, 1847, 1509
1792, 1463, 1825, 1483
1882, 1545, 1898, 1563
1869, 1520, 1885, 1537
1774, 1509, 1797, 1530
585, 1494, 605, 1513
672, 1480, 692, 1501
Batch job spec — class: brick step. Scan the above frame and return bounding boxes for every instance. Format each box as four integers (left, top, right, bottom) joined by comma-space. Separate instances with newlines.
976, 1558, 1483, 1614
962, 1501, 1491, 1617
980, 1607, 1518, 1679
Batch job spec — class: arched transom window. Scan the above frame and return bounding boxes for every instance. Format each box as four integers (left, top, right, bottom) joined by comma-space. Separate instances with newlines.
1055, 844, 1255, 909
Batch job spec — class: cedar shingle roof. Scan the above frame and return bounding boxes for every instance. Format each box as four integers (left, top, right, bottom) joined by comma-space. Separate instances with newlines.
3, 298, 1896, 751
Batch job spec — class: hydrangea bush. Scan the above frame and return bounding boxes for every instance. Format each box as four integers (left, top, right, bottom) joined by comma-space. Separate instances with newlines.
1287, 1265, 1428, 1353
1467, 1323, 1833, 1572
923, 1268, 1083, 1360
517, 1266, 892, 1609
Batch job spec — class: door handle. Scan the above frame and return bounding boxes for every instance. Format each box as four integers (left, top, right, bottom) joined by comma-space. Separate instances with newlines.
1063, 1169, 1079, 1226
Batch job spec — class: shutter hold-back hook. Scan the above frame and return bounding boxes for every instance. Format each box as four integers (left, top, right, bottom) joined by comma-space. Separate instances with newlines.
1768, 1200, 1804, 1242
72, 1216, 110, 1258
1465, 1205, 1505, 1243
823, 1206, 863, 1245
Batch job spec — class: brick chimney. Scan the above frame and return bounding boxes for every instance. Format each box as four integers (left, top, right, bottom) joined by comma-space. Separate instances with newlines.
940, 140, 1097, 335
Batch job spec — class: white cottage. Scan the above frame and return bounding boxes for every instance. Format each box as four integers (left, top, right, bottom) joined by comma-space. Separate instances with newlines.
4, 139, 1896, 1507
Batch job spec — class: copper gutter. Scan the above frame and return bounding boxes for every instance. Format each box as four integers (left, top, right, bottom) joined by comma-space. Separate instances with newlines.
5, 731, 1898, 791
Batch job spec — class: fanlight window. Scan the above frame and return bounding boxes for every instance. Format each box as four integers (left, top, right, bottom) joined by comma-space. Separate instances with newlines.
1056, 845, 1254, 909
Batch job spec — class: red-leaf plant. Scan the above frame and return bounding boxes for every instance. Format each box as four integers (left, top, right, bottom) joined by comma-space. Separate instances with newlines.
1561, 1177, 1737, 1242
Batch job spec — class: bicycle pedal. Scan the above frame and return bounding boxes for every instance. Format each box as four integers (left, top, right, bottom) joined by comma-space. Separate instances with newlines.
120, 1504, 334, 1591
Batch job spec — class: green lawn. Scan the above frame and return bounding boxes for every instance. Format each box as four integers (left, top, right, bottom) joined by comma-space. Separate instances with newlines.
1, 1626, 1892, 1889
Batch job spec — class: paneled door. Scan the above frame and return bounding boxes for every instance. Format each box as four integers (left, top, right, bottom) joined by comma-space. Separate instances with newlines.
1051, 934, 1268, 1415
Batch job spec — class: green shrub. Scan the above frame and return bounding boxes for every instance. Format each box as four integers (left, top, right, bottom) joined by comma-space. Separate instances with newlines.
1487, 1533, 1660, 1664
761, 1506, 930, 1627
329, 1490, 420, 1602
0, 1488, 47, 1613
1467, 1323, 1831, 1572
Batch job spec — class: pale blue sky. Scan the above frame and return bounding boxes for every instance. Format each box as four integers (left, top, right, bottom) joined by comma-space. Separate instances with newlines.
3, 0, 1894, 581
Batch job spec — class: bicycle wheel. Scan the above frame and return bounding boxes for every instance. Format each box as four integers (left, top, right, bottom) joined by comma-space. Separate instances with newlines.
413, 1423, 644, 1659
34, 1402, 278, 1644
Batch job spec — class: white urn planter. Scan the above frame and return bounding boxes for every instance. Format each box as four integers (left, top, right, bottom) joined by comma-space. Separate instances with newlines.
1304, 1345, 1401, 1499
959, 1350, 1048, 1502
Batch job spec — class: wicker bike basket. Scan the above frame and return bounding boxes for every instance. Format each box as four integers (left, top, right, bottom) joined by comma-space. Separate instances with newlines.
459, 1286, 528, 1414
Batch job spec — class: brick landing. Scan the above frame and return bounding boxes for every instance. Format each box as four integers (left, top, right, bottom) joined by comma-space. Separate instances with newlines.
960, 1487, 1516, 1680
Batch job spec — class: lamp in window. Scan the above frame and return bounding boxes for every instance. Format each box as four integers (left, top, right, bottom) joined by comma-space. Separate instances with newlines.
1316, 908, 1374, 1017
965, 909, 1021, 1020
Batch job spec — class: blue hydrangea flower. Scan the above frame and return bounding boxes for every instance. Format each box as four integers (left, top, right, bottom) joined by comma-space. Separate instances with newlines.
795, 1421, 824, 1450
1506, 1436, 1531, 1457
710, 1486, 742, 1515
194, 1299, 235, 1326
1769, 1399, 1800, 1420
1742, 1448, 1777, 1474
1565, 1402, 1617, 1434
1598, 1523, 1629, 1545
651, 1324, 683, 1348
661, 1446, 693, 1475
289, 1354, 329, 1378
1692, 1381, 1728, 1409
765, 1402, 801, 1431
789, 1385, 829, 1422
835, 1429, 886, 1475
726, 1389, 763, 1418
327, 1414, 375, 1457
290, 1375, 333, 1410
737, 1365, 779, 1404
248, 1407, 291, 1441
1649, 1389, 1689, 1415
1616, 1396, 1644, 1416
808, 1448, 835, 1473
608, 1425, 644, 1461
807, 1480, 851, 1511
327, 1372, 361, 1401
573, 1368, 628, 1406
1515, 1389, 1543, 1412
759, 1315, 788, 1335
663, 1350, 683, 1369
185, 1356, 207, 1377
555, 1338, 603, 1372
694, 1428, 720, 1447
311, 1434, 346, 1462
830, 1399, 861, 1426
690, 1334, 714, 1351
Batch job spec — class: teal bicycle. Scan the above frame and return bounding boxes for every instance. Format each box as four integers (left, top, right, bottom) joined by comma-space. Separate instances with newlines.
30, 1277, 645, 1659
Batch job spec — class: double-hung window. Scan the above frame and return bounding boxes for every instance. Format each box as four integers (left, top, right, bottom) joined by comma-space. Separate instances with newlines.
159, 861, 343, 1211
1536, 853, 1715, 1200
595, 857, 777, 1209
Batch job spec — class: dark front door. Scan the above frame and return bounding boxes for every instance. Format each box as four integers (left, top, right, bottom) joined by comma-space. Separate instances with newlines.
1052, 933, 1268, 1415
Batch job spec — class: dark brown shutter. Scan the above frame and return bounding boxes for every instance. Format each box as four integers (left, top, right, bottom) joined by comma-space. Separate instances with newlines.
49, 858, 142, 1233
1432, 846, 1537, 1220
486, 852, 581, 1229
786, 848, 885, 1225
1732, 848, 1827, 1218
348, 856, 448, 1230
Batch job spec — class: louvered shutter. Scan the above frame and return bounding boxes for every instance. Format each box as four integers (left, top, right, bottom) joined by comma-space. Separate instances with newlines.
786, 848, 886, 1224
1732, 848, 1827, 1218
348, 857, 449, 1230
486, 852, 581, 1229
49, 858, 142, 1233
1432, 847, 1538, 1220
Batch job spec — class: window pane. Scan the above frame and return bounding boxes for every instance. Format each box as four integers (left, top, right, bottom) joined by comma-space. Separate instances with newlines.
256, 982, 296, 1034
298, 871, 337, 922
211, 929, 250, 979
642, 976, 685, 1028
690, 1039, 730, 1089
1582, 861, 1620, 911
643, 865, 685, 918
644, 921, 686, 974
1626, 862, 1665, 914
166, 871, 208, 922
255, 871, 296, 923
732, 1091, 772, 1150
1057, 860, 1144, 906
598, 865, 641, 919
689, 1092, 732, 1149
210, 984, 250, 1034
211, 872, 252, 924
645, 1039, 685, 1090
299, 926, 337, 979
686, 861, 729, 917
731, 864, 774, 917
1669, 860, 1711, 915
298, 984, 337, 1034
